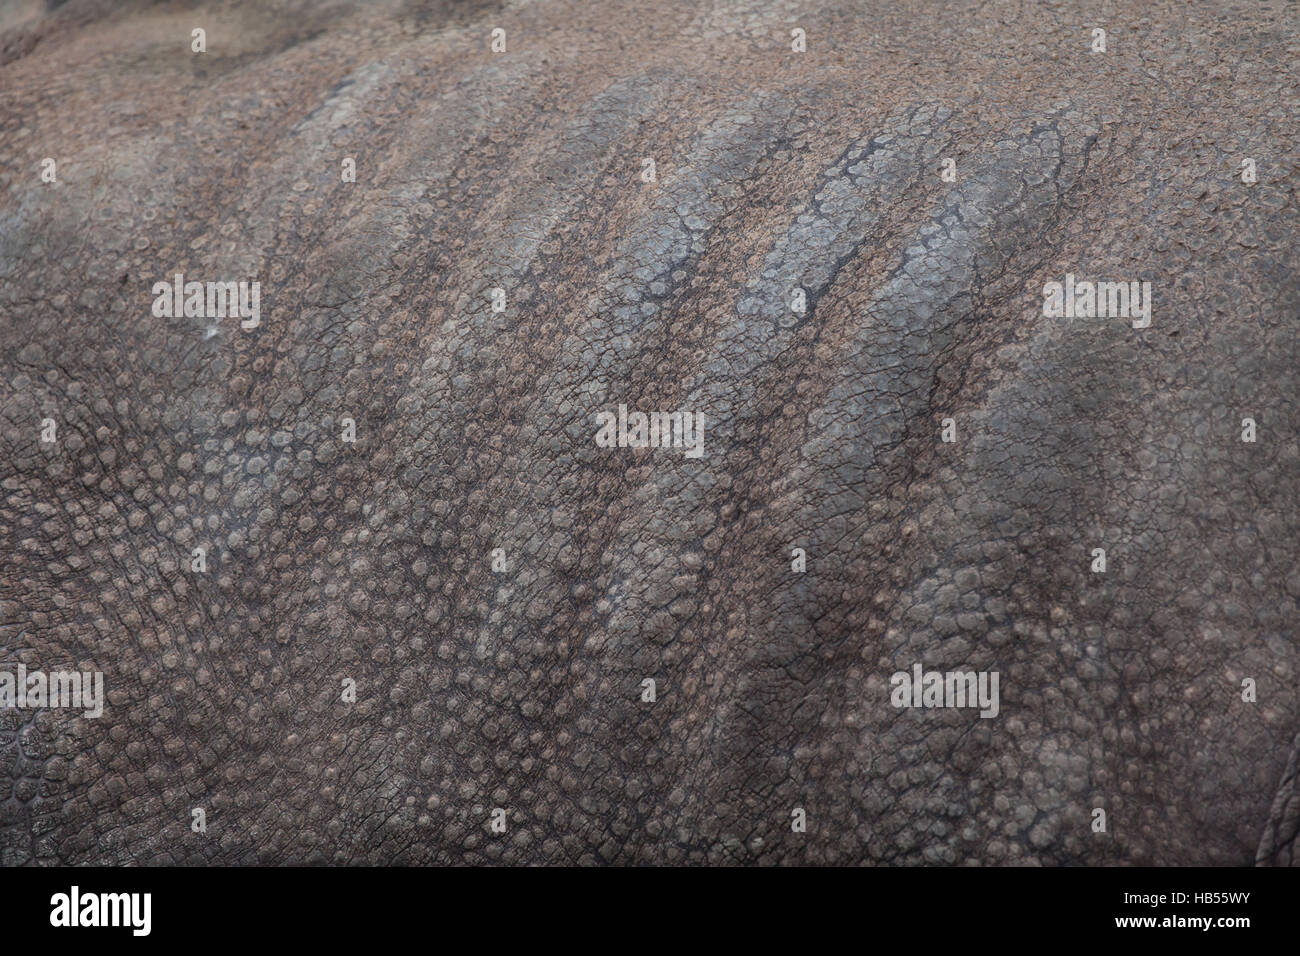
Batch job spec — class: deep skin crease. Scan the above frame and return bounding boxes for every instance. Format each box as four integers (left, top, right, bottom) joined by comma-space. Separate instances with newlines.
1, 0, 1298, 865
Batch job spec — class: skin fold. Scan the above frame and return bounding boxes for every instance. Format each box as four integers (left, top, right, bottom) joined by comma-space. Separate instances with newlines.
0, 0, 1297, 865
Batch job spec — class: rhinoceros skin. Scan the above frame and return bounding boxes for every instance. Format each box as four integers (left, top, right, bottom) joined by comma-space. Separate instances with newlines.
1, 0, 1298, 865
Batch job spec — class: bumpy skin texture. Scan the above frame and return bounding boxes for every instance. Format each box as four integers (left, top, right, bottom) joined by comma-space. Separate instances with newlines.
0, 0, 1297, 866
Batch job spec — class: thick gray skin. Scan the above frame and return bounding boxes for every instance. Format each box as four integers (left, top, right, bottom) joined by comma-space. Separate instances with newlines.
1, 0, 1298, 865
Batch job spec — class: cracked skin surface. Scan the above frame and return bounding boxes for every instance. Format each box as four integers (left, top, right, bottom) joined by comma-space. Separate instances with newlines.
0, 0, 1298, 866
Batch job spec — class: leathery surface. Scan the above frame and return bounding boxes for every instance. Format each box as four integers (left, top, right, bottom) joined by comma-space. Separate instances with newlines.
1, 0, 1298, 864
